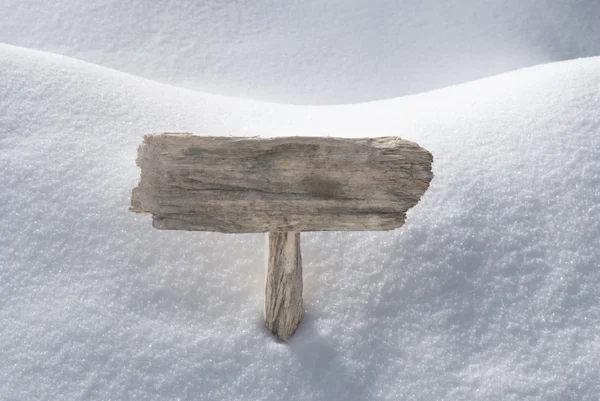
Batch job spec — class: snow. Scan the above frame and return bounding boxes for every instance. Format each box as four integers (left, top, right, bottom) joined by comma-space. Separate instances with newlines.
1, 1, 600, 400
3, 0, 600, 104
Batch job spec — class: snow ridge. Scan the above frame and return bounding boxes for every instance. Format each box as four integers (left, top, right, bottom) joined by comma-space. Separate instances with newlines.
1, 42, 600, 400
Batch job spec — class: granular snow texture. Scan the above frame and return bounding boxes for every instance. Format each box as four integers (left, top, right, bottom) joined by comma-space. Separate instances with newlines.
1, 1, 600, 400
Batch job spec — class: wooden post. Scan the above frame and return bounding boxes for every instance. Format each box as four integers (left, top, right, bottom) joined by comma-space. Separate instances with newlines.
264, 232, 303, 340
130, 133, 433, 341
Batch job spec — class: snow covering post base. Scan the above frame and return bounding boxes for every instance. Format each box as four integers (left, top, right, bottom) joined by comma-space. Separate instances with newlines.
264, 232, 303, 341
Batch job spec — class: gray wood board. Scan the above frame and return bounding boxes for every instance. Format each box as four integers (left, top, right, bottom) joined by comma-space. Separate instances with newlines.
131, 133, 433, 232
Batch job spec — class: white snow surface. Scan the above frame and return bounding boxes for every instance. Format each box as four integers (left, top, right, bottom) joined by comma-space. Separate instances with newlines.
1, 2, 600, 401
3, 0, 600, 103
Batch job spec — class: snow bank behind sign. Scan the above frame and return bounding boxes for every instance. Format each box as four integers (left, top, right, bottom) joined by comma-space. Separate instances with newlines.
2, 0, 600, 103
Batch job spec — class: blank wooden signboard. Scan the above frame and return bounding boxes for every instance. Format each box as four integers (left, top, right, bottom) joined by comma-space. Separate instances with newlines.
131, 133, 433, 340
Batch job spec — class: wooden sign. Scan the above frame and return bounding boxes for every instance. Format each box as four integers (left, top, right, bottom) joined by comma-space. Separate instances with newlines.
131, 133, 433, 340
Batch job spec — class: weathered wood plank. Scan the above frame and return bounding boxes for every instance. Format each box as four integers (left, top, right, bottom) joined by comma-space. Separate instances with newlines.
264, 232, 303, 340
131, 133, 433, 233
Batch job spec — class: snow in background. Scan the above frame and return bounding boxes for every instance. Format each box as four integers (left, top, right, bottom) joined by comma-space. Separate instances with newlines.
1, 1, 599, 401
2, 0, 600, 103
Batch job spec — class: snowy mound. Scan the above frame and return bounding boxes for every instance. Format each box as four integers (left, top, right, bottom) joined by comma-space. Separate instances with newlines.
3, 0, 600, 103
1, 43, 599, 400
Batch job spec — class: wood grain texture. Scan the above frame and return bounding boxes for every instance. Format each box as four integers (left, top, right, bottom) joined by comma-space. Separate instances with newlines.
131, 133, 433, 233
264, 232, 302, 341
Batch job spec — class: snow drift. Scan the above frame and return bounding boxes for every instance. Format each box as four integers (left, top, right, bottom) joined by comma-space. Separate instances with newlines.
3, 0, 600, 103
1, 42, 599, 400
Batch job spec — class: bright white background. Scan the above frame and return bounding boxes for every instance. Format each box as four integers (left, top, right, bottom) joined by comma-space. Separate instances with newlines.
1, 1, 599, 400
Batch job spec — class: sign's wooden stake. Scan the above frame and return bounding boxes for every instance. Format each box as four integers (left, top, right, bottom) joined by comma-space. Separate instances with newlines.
264, 232, 303, 340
